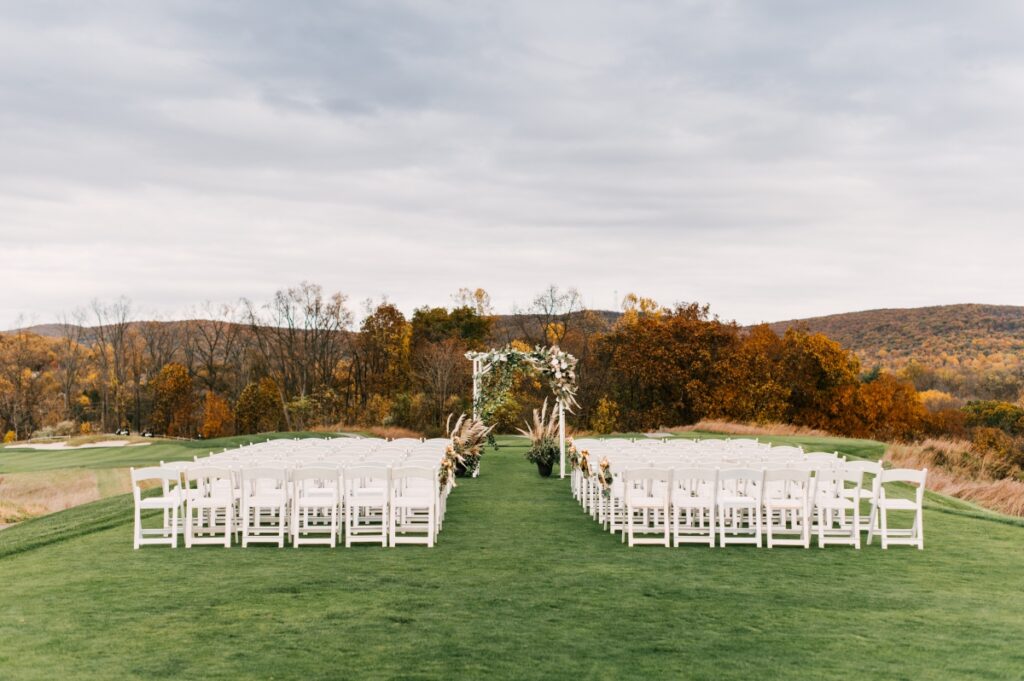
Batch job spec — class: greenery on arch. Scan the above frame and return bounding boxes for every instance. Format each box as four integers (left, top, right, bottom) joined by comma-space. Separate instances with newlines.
466, 345, 579, 437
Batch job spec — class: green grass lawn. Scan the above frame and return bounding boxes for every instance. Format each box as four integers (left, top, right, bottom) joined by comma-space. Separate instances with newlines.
1, 434, 1023, 680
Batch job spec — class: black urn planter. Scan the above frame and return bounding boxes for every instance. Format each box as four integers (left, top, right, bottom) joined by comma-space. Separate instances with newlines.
536, 460, 554, 477
455, 461, 471, 478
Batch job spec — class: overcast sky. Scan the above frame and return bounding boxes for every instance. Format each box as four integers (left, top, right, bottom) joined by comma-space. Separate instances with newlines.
3, 1, 1024, 328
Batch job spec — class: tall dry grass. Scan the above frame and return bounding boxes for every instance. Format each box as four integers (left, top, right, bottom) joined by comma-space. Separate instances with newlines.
311, 424, 425, 439
0, 469, 123, 522
885, 438, 1024, 517
665, 420, 834, 438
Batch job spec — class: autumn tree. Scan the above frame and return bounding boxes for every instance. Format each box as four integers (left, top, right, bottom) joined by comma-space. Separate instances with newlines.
354, 302, 411, 402
54, 309, 90, 421
235, 378, 284, 434
599, 301, 740, 430
0, 329, 56, 438
246, 282, 352, 429
91, 298, 133, 430
149, 363, 195, 436
712, 324, 791, 423
200, 391, 234, 439
778, 327, 861, 430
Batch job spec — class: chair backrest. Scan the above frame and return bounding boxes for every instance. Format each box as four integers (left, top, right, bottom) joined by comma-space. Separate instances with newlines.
391, 466, 437, 498
817, 469, 863, 499
344, 465, 390, 492
879, 468, 928, 501
621, 467, 673, 483
769, 446, 805, 457
717, 468, 765, 498
130, 466, 181, 501
672, 468, 717, 497
185, 466, 235, 499
763, 468, 813, 499
292, 466, 340, 500
242, 467, 289, 498
621, 467, 673, 502
804, 451, 841, 463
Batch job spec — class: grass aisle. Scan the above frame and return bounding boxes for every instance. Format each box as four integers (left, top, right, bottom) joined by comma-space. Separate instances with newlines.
1, 437, 1023, 680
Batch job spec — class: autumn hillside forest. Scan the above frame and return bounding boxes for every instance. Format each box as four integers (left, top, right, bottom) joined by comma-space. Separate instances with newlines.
3, 284, 1024, 513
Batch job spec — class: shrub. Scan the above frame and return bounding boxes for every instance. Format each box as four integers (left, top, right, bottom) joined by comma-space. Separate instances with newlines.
971, 427, 1024, 479
963, 401, 1024, 436
3, 430, 15, 444
361, 394, 393, 427
590, 397, 621, 434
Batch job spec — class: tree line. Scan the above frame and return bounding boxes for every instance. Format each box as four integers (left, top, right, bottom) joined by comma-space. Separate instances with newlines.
0, 284, 1017, 457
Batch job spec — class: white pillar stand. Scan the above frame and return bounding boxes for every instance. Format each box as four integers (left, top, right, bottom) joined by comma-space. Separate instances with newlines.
559, 401, 566, 478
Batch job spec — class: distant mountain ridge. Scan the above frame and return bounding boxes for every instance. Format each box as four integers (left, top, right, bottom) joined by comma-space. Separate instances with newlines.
765, 303, 1024, 372
14, 304, 1024, 376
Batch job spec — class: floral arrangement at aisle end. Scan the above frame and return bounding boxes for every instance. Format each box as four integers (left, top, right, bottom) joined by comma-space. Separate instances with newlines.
578, 448, 592, 478
566, 437, 581, 470
438, 446, 458, 491
597, 457, 613, 498
517, 398, 561, 477
445, 412, 494, 478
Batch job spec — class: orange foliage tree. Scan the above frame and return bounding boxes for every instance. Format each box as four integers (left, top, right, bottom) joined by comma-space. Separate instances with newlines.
200, 391, 234, 439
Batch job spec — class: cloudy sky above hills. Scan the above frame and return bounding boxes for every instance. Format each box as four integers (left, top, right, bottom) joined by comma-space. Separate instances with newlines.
3, 1, 1024, 327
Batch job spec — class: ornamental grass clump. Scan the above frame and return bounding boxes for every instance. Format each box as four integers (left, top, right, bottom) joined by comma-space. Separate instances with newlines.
518, 399, 561, 477
446, 413, 494, 478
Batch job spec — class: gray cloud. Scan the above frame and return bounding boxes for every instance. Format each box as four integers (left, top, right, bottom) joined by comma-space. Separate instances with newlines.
2, 0, 1023, 327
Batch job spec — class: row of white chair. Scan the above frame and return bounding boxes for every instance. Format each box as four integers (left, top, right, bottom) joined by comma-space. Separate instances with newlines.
569, 442, 927, 549
132, 440, 453, 549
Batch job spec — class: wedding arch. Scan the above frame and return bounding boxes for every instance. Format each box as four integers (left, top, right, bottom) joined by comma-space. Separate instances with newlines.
466, 345, 579, 478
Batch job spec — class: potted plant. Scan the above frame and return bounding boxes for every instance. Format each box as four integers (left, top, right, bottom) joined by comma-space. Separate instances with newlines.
518, 399, 560, 477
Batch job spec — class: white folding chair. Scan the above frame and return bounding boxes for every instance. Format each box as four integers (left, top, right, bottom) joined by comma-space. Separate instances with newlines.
816, 470, 862, 549
130, 467, 182, 549
622, 468, 673, 547
344, 465, 390, 547
869, 468, 927, 549
844, 459, 883, 532
184, 467, 235, 548
763, 469, 814, 548
717, 469, 764, 547
389, 467, 437, 547
671, 468, 717, 547
291, 466, 341, 547
240, 467, 289, 548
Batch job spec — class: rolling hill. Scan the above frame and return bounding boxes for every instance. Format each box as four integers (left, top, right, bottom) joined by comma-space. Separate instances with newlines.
766, 304, 1024, 399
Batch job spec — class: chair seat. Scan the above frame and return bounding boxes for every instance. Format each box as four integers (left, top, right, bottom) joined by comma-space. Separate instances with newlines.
296, 494, 338, 507
817, 497, 856, 510
879, 498, 918, 510
187, 492, 233, 507
764, 497, 805, 509
246, 493, 286, 507
349, 491, 387, 505
139, 496, 180, 510
622, 497, 671, 507
672, 493, 714, 507
719, 495, 757, 507
392, 494, 434, 508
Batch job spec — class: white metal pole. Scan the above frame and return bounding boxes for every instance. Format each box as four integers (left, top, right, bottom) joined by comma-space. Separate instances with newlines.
472, 359, 480, 421
559, 401, 566, 478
